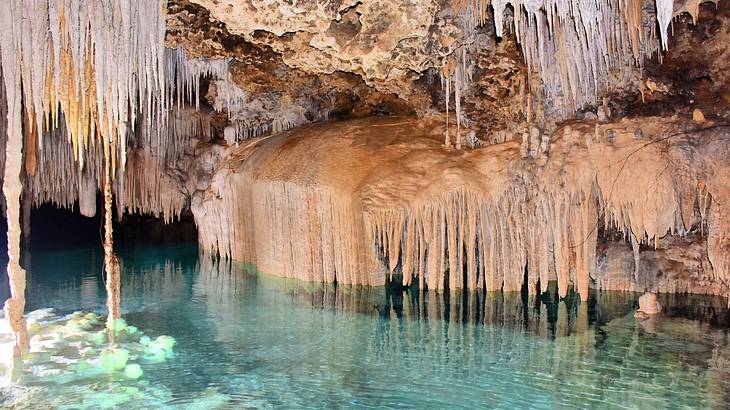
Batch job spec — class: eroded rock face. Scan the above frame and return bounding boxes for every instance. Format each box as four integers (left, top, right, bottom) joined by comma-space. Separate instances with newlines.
191, 115, 730, 300
189, 0, 454, 98
609, 0, 730, 121
167, 0, 417, 136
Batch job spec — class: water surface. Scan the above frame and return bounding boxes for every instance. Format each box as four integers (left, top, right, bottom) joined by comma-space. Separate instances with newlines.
2, 243, 730, 409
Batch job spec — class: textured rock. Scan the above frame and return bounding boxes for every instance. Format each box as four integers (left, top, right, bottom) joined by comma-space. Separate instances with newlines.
189, 0, 450, 99
595, 237, 723, 295
167, 0, 416, 139
193, 115, 730, 300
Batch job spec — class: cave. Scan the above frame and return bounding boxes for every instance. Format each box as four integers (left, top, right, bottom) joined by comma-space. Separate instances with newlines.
1, 0, 730, 407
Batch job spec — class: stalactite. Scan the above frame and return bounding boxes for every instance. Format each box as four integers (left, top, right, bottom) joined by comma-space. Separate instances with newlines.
441, 49, 472, 148
1, 0, 169, 170
24, 105, 210, 223
444, 71, 451, 147
168, 46, 315, 144
0, 33, 30, 356
103, 140, 121, 329
655, 0, 674, 49
165, 47, 230, 112
454, 0, 666, 116
0, 1, 170, 356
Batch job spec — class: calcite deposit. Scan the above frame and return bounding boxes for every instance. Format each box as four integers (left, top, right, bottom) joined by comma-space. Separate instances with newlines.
193, 116, 730, 301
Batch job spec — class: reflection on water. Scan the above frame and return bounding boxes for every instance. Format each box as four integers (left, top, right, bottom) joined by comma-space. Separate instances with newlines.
3, 244, 730, 408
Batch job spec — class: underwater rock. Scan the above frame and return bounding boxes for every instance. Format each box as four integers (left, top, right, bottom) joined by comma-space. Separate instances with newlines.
0, 309, 176, 385
124, 363, 144, 379
100, 348, 130, 371
143, 335, 176, 363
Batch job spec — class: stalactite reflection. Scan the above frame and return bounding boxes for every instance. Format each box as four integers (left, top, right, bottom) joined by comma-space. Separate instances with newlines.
186, 257, 730, 407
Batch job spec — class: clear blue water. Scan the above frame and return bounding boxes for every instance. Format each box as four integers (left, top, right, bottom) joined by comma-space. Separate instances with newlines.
3, 243, 730, 409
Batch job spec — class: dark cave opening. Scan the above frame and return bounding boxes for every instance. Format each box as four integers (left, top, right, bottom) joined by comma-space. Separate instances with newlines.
0, 201, 198, 303
26, 202, 198, 252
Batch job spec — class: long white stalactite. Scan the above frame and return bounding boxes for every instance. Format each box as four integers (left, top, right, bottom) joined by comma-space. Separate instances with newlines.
453, 0, 692, 116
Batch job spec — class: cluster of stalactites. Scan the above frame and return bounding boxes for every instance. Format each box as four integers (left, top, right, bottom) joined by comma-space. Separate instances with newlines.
26, 107, 211, 222
0, 38, 225, 222
167, 47, 273, 145
0, 0, 169, 177
365, 125, 719, 300
365, 189, 598, 299
441, 48, 473, 149
165, 47, 231, 113
454, 0, 665, 116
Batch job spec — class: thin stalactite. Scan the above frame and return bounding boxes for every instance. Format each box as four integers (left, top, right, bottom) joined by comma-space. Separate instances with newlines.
103, 139, 121, 331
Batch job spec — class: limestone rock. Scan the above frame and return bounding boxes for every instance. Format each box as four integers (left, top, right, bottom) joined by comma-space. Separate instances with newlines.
192, 116, 730, 301
189, 0, 449, 99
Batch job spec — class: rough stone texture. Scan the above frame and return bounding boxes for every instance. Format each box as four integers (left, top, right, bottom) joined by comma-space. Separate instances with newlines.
595, 237, 720, 295
463, 33, 530, 144
188, 0, 456, 99
612, 0, 730, 121
170, 0, 540, 149
167, 0, 417, 133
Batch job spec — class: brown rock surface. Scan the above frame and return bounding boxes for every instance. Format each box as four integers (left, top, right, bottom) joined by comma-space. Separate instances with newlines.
638, 292, 663, 315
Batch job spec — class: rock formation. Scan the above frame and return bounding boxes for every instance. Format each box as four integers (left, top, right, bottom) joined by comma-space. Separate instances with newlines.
193, 116, 730, 301
636, 292, 663, 316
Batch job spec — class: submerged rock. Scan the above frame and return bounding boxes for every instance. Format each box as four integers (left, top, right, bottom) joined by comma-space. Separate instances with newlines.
124, 363, 144, 379
0, 309, 176, 385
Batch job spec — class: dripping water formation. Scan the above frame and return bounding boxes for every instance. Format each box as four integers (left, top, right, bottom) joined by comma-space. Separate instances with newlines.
1, 0, 730, 408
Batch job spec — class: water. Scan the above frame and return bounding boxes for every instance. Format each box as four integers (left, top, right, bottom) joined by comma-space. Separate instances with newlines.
3, 243, 730, 409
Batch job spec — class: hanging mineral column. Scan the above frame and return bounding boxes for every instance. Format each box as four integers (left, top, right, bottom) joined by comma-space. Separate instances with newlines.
103, 140, 121, 327
0, 49, 29, 356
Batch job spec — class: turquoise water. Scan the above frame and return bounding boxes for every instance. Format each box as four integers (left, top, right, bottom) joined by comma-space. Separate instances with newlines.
3, 243, 730, 409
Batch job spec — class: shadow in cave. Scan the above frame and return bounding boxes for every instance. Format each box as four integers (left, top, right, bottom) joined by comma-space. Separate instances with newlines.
0, 201, 199, 306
